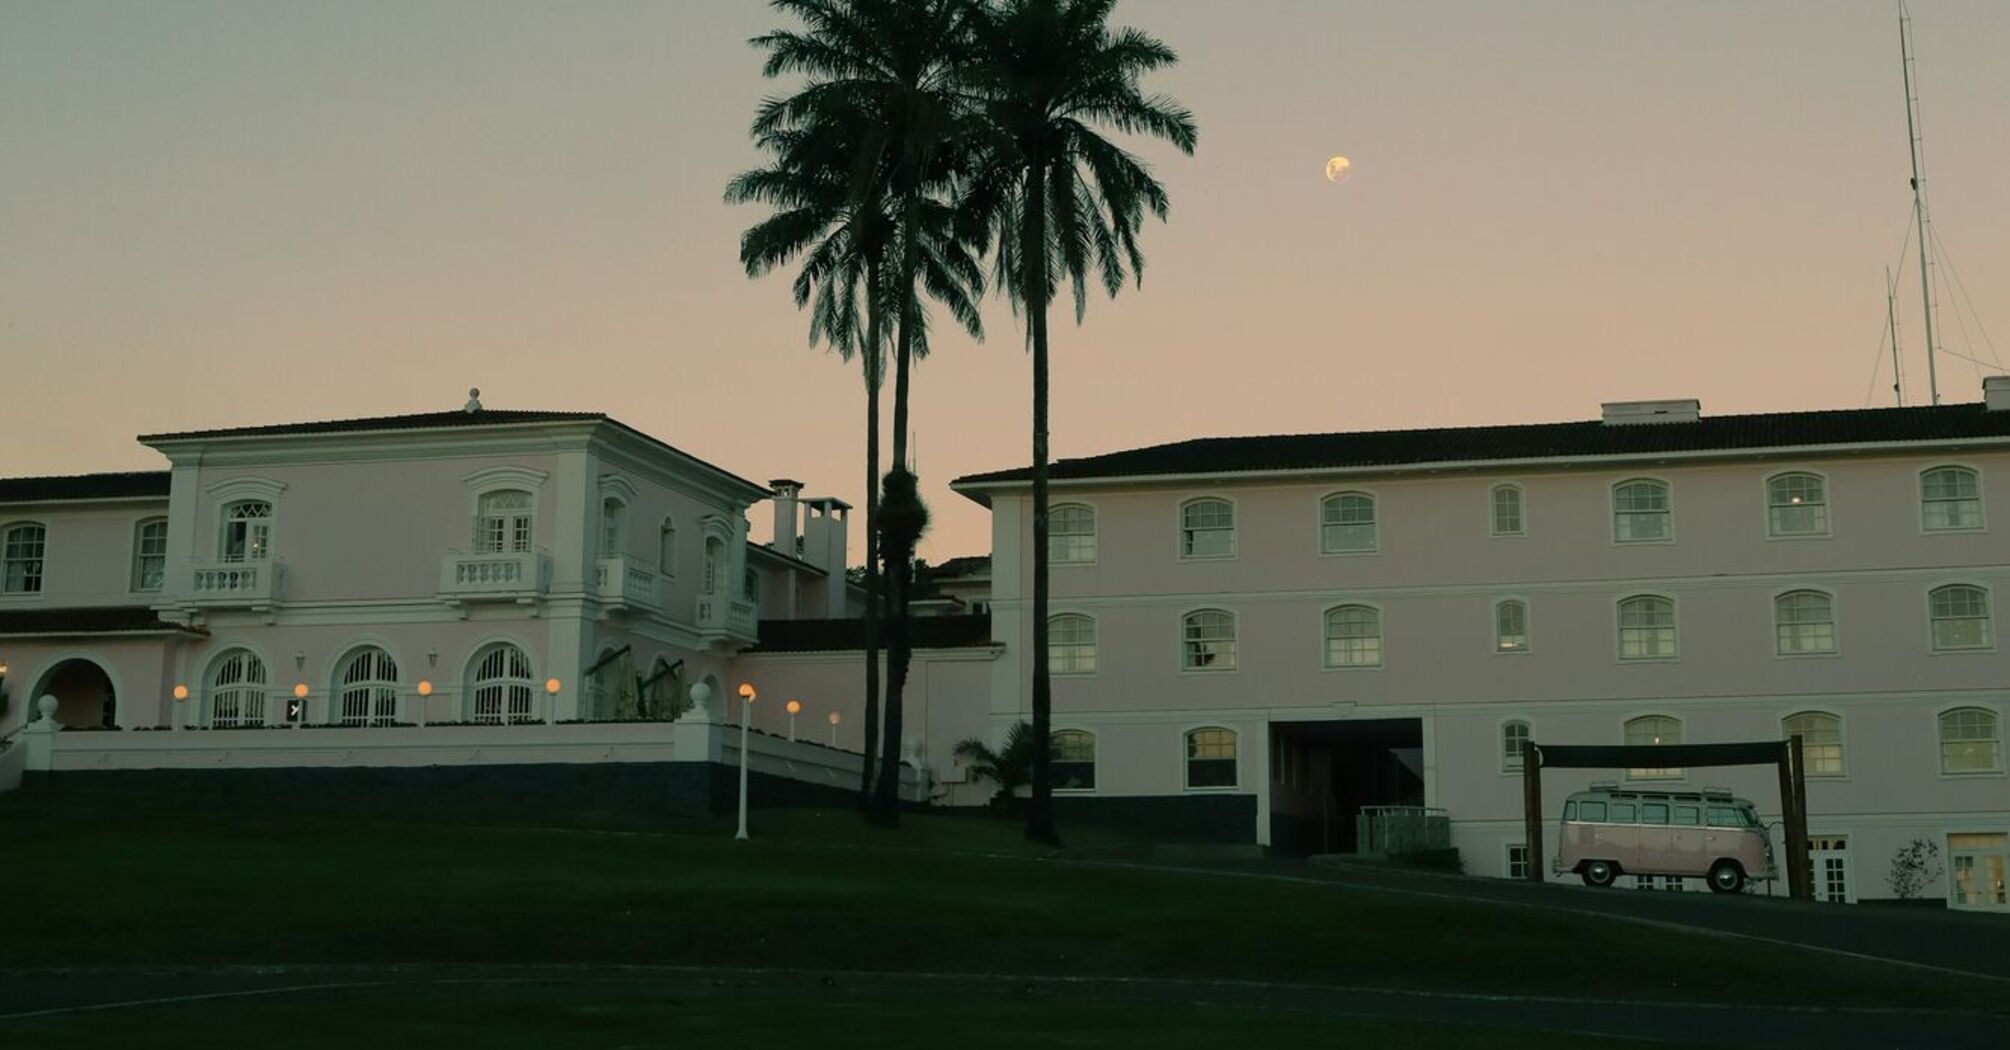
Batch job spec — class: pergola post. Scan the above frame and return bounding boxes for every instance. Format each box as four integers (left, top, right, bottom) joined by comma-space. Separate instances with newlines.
1521, 740, 1543, 884
1787, 734, 1811, 902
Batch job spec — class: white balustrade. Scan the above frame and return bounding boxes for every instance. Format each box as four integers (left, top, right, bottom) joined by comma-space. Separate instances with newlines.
439, 550, 550, 601
187, 558, 282, 607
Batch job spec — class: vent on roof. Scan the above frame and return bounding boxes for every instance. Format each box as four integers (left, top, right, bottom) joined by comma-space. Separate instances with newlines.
1601, 399, 1701, 425
1985, 376, 2010, 412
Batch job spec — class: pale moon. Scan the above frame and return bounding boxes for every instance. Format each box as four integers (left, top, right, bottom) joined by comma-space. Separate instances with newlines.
1324, 155, 1352, 183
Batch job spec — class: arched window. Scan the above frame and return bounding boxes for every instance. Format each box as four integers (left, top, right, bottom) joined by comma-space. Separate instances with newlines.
642, 657, 684, 721
1929, 584, 1992, 651
131, 518, 168, 592
1617, 595, 1677, 660
1501, 719, 1532, 773
1049, 613, 1097, 674
208, 650, 268, 728
1612, 479, 1671, 542
1766, 473, 1829, 536
1495, 599, 1529, 653
2, 522, 46, 594
1774, 590, 1837, 655
1939, 707, 2002, 774
1052, 729, 1096, 790
658, 518, 677, 577
1490, 484, 1525, 537
470, 643, 534, 724
1783, 711, 1844, 777
1319, 492, 1377, 553
1185, 727, 1237, 788
1181, 609, 1237, 671
475, 490, 534, 553
600, 497, 626, 557
704, 537, 726, 594
1179, 498, 1235, 558
337, 647, 399, 727
1050, 504, 1097, 564
1323, 604, 1382, 667
220, 501, 272, 562
1624, 714, 1683, 781
1921, 466, 1983, 531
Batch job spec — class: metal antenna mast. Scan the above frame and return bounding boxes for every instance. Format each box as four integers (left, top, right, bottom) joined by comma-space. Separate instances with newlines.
1900, 2, 1941, 404
1886, 266, 1905, 407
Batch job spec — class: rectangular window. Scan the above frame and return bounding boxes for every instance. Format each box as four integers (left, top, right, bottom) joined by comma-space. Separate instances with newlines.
1180, 501, 1235, 558
1706, 806, 1744, 828
1610, 802, 1638, 824
3, 525, 47, 594
1640, 802, 1670, 825
1578, 801, 1608, 822
132, 520, 168, 592
1491, 486, 1524, 536
1673, 805, 1701, 827
1922, 468, 1983, 531
1050, 505, 1097, 564
1613, 481, 1672, 542
1496, 601, 1529, 653
1506, 843, 1529, 880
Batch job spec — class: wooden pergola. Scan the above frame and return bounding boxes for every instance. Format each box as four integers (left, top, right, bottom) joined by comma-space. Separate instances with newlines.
1519, 736, 1812, 901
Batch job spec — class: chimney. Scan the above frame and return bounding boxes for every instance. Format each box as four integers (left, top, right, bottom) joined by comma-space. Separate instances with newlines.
799, 496, 852, 614
1985, 376, 2010, 412
769, 479, 803, 556
1601, 399, 1701, 425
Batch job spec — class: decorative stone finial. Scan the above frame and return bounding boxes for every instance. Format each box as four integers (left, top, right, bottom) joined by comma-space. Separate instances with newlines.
682, 680, 715, 723
464, 387, 483, 413
36, 694, 58, 721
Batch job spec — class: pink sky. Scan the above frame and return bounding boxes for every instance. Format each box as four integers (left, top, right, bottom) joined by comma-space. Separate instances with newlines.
3, 1, 2005, 562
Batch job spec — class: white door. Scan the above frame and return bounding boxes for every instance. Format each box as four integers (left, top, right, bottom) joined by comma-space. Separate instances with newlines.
1805, 835, 1852, 904
1948, 833, 2009, 911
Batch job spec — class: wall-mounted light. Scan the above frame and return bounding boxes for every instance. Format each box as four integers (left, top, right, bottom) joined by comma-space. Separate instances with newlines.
294, 651, 306, 673
417, 680, 433, 697
172, 684, 189, 701
427, 648, 439, 669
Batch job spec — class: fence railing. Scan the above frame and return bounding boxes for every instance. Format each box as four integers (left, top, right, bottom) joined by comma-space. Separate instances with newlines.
1356, 805, 1452, 855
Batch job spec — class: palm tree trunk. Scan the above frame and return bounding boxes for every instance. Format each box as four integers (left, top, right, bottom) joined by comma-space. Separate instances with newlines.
858, 271, 884, 808
873, 192, 924, 824
1024, 162, 1059, 846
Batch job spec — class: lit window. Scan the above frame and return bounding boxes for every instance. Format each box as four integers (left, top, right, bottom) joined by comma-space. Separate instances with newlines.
338, 647, 399, 727
1050, 504, 1097, 564
475, 490, 534, 553
658, 518, 676, 577
1921, 466, 1983, 531
1050, 614, 1097, 674
1319, 492, 1377, 553
132, 518, 168, 592
471, 644, 535, 724
1496, 599, 1529, 653
220, 501, 272, 562
3, 522, 47, 594
1182, 609, 1237, 671
1782, 711, 1843, 777
1323, 604, 1382, 667
1938, 707, 2002, 774
1625, 714, 1682, 781
1502, 720, 1532, 773
1612, 479, 1671, 542
1052, 729, 1096, 790
1618, 595, 1677, 660
1774, 590, 1837, 655
1180, 499, 1235, 558
1185, 727, 1237, 788
1929, 584, 1992, 651
1767, 473, 1829, 536
208, 650, 268, 728
1491, 484, 1525, 537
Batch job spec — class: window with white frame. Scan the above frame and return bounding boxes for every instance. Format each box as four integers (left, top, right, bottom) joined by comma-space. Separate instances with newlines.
208, 649, 268, 728
1782, 711, 1844, 777
131, 518, 168, 592
1049, 613, 1097, 674
471, 644, 535, 724
1181, 609, 1237, 671
1506, 843, 1530, 880
3, 522, 46, 594
1939, 707, 2002, 774
1502, 720, 1532, 773
1052, 729, 1096, 790
1612, 479, 1671, 542
1491, 484, 1525, 537
337, 647, 399, 727
1050, 504, 1097, 564
1617, 595, 1677, 660
1323, 604, 1382, 667
743, 568, 761, 607
1624, 714, 1683, 780
658, 518, 677, 577
1930, 584, 1992, 650
704, 537, 725, 594
1767, 473, 1829, 536
1185, 726, 1237, 788
1496, 599, 1529, 653
1319, 492, 1377, 553
1774, 590, 1837, 655
1921, 466, 1983, 531
219, 501, 272, 562
601, 497, 626, 557
1180, 498, 1235, 558
475, 490, 534, 553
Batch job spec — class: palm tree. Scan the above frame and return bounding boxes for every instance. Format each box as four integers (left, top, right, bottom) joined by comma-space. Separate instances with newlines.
953, 720, 1035, 810
961, 0, 1196, 844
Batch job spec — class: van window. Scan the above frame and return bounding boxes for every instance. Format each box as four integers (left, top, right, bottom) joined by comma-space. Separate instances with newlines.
1610, 802, 1637, 823
1640, 802, 1670, 825
1707, 806, 1744, 827
1563, 801, 1577, 821
1673, 805, 1701, 826
1579, 801, 1607, 822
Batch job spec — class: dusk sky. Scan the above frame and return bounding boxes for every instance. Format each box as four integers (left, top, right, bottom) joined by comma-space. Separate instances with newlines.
4, 1, 2006, 562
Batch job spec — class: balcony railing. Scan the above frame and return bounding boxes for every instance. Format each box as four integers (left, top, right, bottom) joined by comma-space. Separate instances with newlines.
439, 550, 550, 605
187, 558, 283, 608
594, 556, 660, 612
695, 593, 759, 643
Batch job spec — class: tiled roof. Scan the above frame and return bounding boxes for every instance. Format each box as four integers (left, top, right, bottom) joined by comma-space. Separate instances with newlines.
0, 606, 206, 638
138, 409, 604, 442
747, 615, 994, 654
0, 472, 171, 504
952, 403, 2010, 489
927, 555, 991, 579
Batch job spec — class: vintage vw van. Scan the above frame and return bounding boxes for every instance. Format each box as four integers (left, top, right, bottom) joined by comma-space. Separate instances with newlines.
1553, 786, 1776, 893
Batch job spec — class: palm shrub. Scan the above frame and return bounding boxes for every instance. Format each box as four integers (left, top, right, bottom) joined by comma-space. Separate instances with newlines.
954, 720, 1036, 810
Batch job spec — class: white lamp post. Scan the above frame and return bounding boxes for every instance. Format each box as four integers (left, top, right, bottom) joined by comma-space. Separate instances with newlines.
544, 677, 561, 724
171, 683, 188, 731
416, 680, 432, 728
786, 699, 801, 742
735, 682, 756, 840
827, 710, 840, 748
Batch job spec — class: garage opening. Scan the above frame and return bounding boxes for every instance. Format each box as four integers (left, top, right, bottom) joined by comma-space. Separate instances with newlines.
1269, 717, 1424, 856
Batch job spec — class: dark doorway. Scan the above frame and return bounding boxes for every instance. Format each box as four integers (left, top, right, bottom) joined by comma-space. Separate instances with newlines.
1269, 718, 1424, 856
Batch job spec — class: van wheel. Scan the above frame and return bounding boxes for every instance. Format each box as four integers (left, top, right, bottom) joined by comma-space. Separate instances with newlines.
1581, 860, 1618, 887
1707, 860, 1745, 894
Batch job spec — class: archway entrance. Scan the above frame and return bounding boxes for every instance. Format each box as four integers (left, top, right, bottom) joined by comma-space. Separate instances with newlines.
31, 658, 117, 729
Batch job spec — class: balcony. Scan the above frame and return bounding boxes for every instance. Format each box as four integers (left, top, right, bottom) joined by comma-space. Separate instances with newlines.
594, 556, 660, 613
694, 593, 758, 645
187, 558, 283, 609
439, 550, 550, 609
